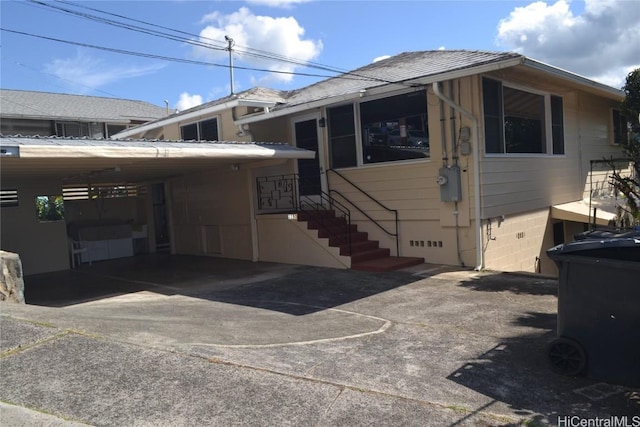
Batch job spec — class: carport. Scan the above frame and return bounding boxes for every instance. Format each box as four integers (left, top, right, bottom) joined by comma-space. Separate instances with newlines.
0, 135, 314, 276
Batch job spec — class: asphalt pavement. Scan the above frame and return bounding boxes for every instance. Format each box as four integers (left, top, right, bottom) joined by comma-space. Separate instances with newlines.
1, 255, 638, 426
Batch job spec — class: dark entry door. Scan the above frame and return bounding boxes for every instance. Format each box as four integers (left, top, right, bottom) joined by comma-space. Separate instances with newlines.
295, 118, 322, 196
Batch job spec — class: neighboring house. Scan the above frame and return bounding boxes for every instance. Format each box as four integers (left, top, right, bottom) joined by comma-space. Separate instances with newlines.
0, 89, 168, 137
0, 50, 628, 276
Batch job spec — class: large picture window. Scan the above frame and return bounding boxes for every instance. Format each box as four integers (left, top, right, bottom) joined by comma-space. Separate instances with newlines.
483, 77, 564, 155
180, 117, 219, 141
327, 90, 429, 168
360, 90, 429, 164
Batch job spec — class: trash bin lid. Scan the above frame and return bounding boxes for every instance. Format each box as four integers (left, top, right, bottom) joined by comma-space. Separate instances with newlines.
547, 235, 640, 262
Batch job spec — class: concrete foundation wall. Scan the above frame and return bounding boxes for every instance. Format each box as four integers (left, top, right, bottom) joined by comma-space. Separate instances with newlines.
482, 208, 557, 275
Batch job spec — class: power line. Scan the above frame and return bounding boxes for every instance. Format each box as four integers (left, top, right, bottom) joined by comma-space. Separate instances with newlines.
0, 28, 375, 81
51, 0, 352, 75
24, 0, 401, 86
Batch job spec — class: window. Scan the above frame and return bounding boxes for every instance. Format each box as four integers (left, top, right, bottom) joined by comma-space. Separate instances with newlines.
328, 104, 357, 168
35, 195, 64, 222
360, 90, 429, 164
0, 118, 54, 136
327, 90, 429, 168
612, 109, 628, 145
180, 118, 219, 141
483, 77, 564, 155
107, 124, 127, 137
56, 122, 104, 138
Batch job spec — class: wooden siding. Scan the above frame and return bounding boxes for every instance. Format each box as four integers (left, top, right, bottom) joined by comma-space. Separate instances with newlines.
478, 71, 624, 219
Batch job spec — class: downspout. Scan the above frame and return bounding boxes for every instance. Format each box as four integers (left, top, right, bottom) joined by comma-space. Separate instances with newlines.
432, 81, 484, 271
448, 81, 464, 267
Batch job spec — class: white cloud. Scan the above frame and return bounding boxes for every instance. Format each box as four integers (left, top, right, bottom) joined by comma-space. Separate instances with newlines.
496, 0, 640, 88
175, 92, 203, 111
246, 0, 312, 8
192, 7, 322, 84
373, 55, 391, 63
44, 50, 164, 94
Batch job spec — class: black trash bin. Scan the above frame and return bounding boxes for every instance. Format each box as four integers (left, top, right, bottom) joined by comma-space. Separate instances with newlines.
546, 233, 640, 387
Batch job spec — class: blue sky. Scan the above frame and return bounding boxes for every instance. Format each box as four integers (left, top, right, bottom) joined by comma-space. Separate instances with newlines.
1, 0, 638, 111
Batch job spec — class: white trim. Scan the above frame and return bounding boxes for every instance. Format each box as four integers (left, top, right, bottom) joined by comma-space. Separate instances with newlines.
482, 77, 565, 157
522, 58, 624, 100
112, 98, 278, 139
291, 112, 327, 197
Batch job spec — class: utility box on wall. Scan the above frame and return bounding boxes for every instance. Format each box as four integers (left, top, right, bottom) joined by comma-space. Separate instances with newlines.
438, 166, 462, 202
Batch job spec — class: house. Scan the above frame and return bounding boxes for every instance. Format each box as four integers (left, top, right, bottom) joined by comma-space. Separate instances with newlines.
0, 89, 169, 137
0, 50, 628, 277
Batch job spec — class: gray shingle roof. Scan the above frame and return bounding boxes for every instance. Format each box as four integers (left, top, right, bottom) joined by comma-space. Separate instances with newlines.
279, 50, 523, 109
0, 89, 168, 123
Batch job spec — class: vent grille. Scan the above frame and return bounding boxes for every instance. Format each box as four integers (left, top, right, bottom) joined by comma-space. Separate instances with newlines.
63, 184, 147, 201
0, 189, 19, 207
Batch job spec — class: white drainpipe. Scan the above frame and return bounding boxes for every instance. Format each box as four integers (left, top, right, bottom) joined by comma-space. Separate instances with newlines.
432, 81, 484, 271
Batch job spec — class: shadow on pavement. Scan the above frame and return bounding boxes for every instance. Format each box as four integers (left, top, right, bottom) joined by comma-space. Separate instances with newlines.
448, 276, 640, 423
24, 254, 418, 315
457, 271, 557, 296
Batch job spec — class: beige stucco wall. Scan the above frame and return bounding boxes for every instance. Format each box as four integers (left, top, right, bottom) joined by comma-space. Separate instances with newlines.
0, 179, 70, 275
167, 165, 253, 260
256, 214, 349, 269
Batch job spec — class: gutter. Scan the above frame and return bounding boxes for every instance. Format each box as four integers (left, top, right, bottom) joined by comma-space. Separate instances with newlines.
432, 81, 484, 271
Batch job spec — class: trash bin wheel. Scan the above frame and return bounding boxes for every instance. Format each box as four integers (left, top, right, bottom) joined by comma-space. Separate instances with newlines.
548, 337, 586, 376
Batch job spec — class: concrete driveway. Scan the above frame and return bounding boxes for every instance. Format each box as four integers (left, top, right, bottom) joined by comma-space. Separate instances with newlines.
1, 254, 638, 426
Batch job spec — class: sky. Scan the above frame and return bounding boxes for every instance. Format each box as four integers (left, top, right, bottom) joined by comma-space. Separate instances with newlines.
1, 0, 639, 111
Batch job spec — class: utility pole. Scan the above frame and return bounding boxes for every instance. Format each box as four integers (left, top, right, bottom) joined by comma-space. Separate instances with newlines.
225, 35, 235, 95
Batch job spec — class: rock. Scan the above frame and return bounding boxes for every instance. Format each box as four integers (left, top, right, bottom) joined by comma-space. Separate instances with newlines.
0, 251, 26, 303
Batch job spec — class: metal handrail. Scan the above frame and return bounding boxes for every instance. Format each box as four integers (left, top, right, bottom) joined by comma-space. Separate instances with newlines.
256, 173, 352, 254
327, 168, 399, 256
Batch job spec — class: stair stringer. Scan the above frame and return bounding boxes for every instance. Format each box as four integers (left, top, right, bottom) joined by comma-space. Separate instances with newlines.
290, 219, 352, 269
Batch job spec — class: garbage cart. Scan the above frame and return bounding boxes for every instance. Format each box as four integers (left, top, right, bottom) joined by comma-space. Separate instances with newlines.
546, 234, 640, 387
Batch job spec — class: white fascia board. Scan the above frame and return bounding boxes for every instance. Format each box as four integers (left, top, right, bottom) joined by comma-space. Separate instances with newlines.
16, 143, 315, 160
235, 57, 526, 126
111, 98, 279, 139
522, 58, 624, 99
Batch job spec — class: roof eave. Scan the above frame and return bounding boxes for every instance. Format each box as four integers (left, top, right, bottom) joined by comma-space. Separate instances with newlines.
521, 58, 624, 99
235, 56, 527, 126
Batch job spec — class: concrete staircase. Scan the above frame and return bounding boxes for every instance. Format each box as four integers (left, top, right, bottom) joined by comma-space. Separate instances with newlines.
298, 210, 423, 272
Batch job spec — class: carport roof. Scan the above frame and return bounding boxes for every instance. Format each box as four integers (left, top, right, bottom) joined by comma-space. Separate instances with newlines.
0, 135, 314, 184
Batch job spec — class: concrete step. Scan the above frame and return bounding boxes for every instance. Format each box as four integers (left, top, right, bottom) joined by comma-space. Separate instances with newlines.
339, 239, 379, 256
328, 231, 368, 247
349, 248, 391, 264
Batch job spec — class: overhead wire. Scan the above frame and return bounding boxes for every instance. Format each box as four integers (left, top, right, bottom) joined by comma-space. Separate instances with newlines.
1, 28, 369, 81
23, 0, 409, 86
51, 0, 354, 75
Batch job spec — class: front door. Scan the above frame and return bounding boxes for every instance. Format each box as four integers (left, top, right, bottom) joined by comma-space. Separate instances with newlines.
293, 115, 325, 198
